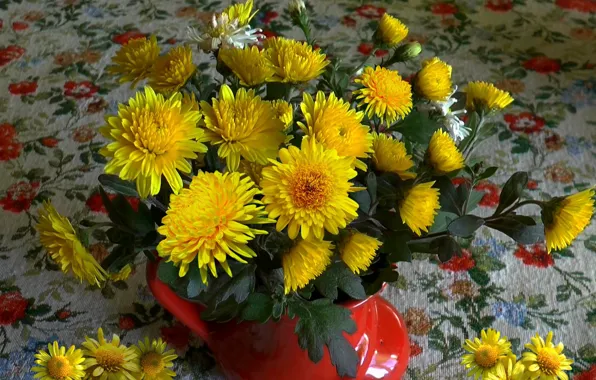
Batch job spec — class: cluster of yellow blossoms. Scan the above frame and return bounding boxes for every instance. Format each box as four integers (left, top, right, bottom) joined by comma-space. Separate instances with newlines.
32, 328, 177, 380
462, 329, 573, 380
36, 0, 595, 297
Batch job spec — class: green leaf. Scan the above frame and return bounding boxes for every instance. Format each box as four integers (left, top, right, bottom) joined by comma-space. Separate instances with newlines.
203, 264, 256, 307
434, 176, 462, 215
486, 217, 544, 244
289, 298, 358, 378
466, 190, 485, 213
476, 166, 498, 181
98, 174, 138, 196
157, 260, 179, 285
495, 171, 528, 215
430, 211, 458, 233
366, 172, 377, 204
100, 187, 154, 236
448, 215, 485, 237
382, 231, 412, 262
435, 236, 462, 262
314, 262, 366, 300
393, 111, 440, 145
102, 245, 138, 272
584, 235, 596, 253
468, 267, 490, 286
240, 293, 274, 323
362, 266, 398, 295
186, 265, 207, 298
201, 297, 241, 322
265, 82, 290, 100
351, 189, 371, 214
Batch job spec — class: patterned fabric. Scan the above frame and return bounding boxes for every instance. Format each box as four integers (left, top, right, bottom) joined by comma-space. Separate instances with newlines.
0, 0, 595, 379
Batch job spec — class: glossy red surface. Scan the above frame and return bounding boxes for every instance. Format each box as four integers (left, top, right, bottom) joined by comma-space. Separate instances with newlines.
146, 261, 410, 380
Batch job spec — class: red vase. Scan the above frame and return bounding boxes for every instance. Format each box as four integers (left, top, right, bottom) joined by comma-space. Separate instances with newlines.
146, 261, 410, 379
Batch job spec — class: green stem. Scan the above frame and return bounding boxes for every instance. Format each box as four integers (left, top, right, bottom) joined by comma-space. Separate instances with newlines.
352, 49, 376, 76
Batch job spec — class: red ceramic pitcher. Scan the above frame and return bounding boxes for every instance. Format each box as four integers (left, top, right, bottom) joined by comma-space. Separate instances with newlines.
146, 261, 410, 379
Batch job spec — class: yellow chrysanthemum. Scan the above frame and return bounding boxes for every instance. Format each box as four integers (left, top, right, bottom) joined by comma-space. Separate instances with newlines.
465, 81, 514, 111
82, 328, 139, 380
462, 329, 513, 380
238, 160, 266, 186
108, 36, 160, 87
282, 238, 334, 294
543, 188, 595, 253
36, 201, 106, 287
148, 45, 196, 94
181, 92, 200, 111
299, 91, 373, 171
376, 13, 408, 47
340, 232, 382, 274
270, 99, 293, 129
109, 265, 132, 282
353, 66, 413, 125
200, 84, 286, 171
219, 46, 275, 87
399, 182, 440, 236
416, 57, 453, 101
32, 342, 86, 380
157, 171, 272, 282
521, 332, 573, 380
133, 338, 177, 380
223, 0, 256, 27
371, 132, 416, 180
264, 37, 329, 83
261, 137, 360, 240
99, 87, 207, 198
427, 129, 464, 174
486, 357, 526, 380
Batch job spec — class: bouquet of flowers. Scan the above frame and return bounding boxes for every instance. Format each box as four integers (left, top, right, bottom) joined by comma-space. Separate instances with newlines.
461, 329, 573, 380
36, 0, 595, 377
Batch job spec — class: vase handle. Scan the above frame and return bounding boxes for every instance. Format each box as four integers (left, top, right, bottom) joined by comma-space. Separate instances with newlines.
146, 260, 211, 344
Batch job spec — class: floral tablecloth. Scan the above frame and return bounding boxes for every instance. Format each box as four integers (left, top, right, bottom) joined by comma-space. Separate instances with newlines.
1, 0, 595, 378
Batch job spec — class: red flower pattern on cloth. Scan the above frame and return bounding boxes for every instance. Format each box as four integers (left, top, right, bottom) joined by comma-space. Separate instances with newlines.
504, 112, 546, 134
409, 342, 423, 358
523, 56, 561, 74
112, 30, 146, 44
474, 181, 500, 208
575, 365, 596, 380
485, 0, 513, 12
12, 22, 29, 31
355, 5, 386, 19
0, 181, 40, 213
261, 11, 278, 24
41, 137, 59, 147
439, 250, 476, 272
357, 42, 388, 57
63, 81, 99, 99
86, 192, 140, 213
431, 2, 459, 15
514, 244, 554, 268
0, 45, 26, 67
0, 123, 22, 161
0, 292, 29, 325
161, 323, 191, 350
556, 0, 596, 12
8, 81, 38, 95
119, 316, 136, 330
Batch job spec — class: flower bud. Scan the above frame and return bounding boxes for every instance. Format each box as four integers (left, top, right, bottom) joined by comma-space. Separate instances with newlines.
289, 0, 306, 16
394, 42, 422, 62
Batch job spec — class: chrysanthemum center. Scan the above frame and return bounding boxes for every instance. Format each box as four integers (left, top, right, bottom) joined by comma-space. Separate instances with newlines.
47, 356, 73, 379
141, 352, 165, 376
134, 109, 177, 155
474, 344, 499, 368
290, 166, 332, 209
95, 347, 125, 372
537, 348, 561, 374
